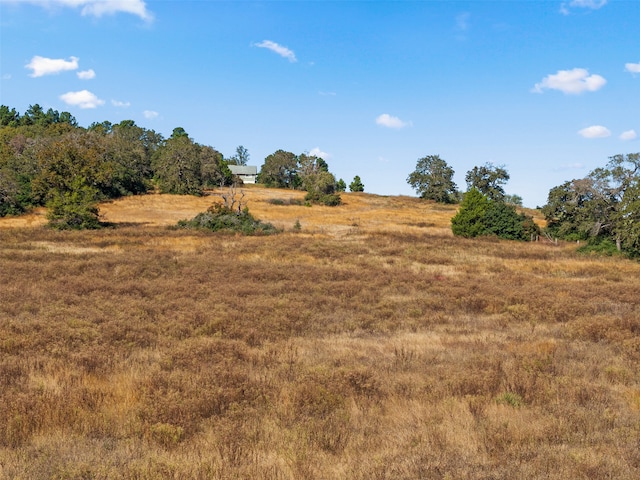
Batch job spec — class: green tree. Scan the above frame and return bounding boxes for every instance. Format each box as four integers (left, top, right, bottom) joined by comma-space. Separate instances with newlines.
46, 177, 101, 230
451, 188, 490, 238
465, 163, 509, 201
24, 132, 105, 229
200, 145, 232, 187
336, 178, 347, 192
483, 201, 535, 240
349, 175, 364, 192
228, 145, 250, 166
304, 170, 341, 206
543, 153, 640, 255
31, 131, 107, 203
451, 188, 538, 240
258, 150, 299, 188
614, 177, 640, 257
152, 130, 202, 195
103, 120, 154, 196
298, 154, 329, 188
0, 106, 20, 127
504, 194, 523, 207
407, 154, 457, 203
0, 168, 21, 216
21, 104, 45, 127
542, 179, 595, 241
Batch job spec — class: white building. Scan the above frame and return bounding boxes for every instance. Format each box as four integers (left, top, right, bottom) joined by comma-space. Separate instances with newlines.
228, 165, 258, 184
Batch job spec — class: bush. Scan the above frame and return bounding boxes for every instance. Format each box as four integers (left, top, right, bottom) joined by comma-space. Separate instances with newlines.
577, 237, 623, 257
304, 191, 342, 206
483, 201, 531, 240
304, 171, 342, 206
46, 183, 102, 230
451, 188, 489, 238
451, 188, 539, 241
177, 203, 279, 235
268, 198, 303, 206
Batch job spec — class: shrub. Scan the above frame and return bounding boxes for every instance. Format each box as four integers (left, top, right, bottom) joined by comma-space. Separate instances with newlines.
451, 188, 539, 241
177, 203, 279, 235
451, 188, 489, 238
577, 237, 623, 257
304, 191, 342, 206
46, 182, 102, 230
268, 198, 303, 206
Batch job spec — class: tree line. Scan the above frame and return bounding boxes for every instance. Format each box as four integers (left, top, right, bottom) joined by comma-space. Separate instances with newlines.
256, 149, 364, 207
0, 104, 361, 228
0, 105, 238, 228
406, 153, 640, 258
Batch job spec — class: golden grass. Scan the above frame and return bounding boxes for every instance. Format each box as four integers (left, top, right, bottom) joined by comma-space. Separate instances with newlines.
0, 187, 638, 479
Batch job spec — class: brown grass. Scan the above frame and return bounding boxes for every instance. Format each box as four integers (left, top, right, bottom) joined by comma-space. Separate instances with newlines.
1, 187, 639, 479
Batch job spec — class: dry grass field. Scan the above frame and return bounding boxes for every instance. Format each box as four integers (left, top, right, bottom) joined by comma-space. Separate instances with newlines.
1, 187, 639, 479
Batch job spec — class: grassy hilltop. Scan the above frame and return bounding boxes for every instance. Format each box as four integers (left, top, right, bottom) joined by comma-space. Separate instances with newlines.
1, 187, 639, 479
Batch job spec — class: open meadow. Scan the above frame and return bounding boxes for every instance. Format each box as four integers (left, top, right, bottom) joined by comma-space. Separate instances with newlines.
1, 187, 639, 479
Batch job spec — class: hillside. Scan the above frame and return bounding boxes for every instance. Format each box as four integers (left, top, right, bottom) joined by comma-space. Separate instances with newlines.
1, 188, 638, 479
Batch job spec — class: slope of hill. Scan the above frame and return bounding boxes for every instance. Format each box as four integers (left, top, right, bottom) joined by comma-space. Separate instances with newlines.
0, 188, 638, 479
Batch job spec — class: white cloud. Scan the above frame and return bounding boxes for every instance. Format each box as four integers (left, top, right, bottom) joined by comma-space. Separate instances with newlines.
1, 74, 11, 80
111, 99, 130, 107
578, 125, 611, 138
561, 0, 607, 14
59, 89, 105, 109
80, 0, 152, 20
15, 1, 152, 21
625, 62, 640, 74
456, 12, 470, 31
532, 68, 606, 94
619, 130, 637, 141
309, 147, 330, 159
254, 40, 297, 62
26, 55, 78, 77
77, 69, 95, 80
143, 110, 158, 119
319, 91, 337, 96
375, 114, 412, 129
569, 0, 607, 9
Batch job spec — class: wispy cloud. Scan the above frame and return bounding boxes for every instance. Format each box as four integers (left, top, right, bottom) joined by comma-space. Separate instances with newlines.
375, 114, 412, 129
319, 91, 337, 96
578, 125, 611, 138
569, 0, 607, 9
60, 90, 105, 109
532, 68, 606, 94
456, 12, 471, 31
625, 62, 640, 74
560, 0, 608, 15
619, 130, 637, 141
309, 147, 330, 159
111, 99, 130, 108
15, 0, 153, 21
143, 110, 159, 119
77, 69, 95, 80
554, 162, 584, 171
26, 55, 78, 77
454, 12, 471, 40
254, 40, 297, 62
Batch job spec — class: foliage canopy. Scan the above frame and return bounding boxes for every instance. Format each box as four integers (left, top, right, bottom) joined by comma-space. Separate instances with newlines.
451, 188, 539, 241
407, 155, 457, 203
542, 153, 640, 258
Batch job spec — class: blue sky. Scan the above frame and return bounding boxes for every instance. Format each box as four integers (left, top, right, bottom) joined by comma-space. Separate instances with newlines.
1, 0, 638, 207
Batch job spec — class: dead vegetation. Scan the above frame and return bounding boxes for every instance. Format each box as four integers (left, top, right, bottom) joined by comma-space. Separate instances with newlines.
1, 188, 638, 479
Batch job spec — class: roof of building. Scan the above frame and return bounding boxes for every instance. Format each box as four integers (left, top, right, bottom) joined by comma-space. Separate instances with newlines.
228, 165, 258, 175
